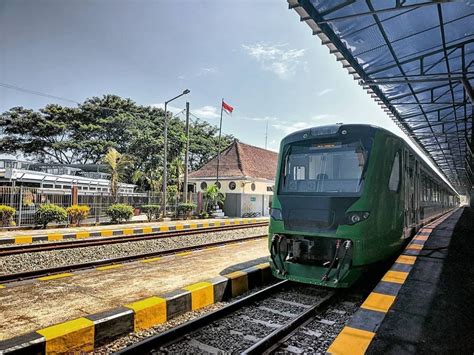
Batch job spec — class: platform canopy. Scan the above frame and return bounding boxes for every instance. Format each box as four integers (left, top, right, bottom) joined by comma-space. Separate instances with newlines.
288, 0, 474, 194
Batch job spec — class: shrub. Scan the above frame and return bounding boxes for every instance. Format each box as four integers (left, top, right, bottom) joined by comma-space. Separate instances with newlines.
35, 204, 68, 228
141, 204, 161, 221
167, 185, 179, 203
106, 204, 134, 223
0, 205, 16, 227
198, 211, 209, 219
66, 205, 90, 226
178, 203, 196, 217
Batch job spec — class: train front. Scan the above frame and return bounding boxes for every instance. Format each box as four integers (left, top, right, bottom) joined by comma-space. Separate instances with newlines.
269, 124, 375, 288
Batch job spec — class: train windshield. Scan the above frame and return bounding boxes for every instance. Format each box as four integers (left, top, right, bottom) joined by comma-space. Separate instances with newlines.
280, 140, 369, 195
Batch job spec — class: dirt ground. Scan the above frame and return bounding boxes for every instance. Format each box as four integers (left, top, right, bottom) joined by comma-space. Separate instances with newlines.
0, 238, 269, 340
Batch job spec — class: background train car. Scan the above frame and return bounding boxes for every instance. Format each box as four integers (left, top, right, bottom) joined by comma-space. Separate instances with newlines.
269, 124, 458, 288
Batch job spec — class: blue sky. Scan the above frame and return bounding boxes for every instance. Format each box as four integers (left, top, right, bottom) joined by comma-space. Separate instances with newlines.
0, 0, 410, 153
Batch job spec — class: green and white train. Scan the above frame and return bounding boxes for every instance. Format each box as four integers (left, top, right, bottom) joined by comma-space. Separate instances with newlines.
269, 124, 458, 288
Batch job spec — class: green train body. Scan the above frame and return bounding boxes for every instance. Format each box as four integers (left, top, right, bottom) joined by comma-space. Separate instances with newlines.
269, 124, 457, 288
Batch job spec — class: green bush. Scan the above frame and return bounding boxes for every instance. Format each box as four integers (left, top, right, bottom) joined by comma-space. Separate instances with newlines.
167, 185, 179, 203
0, 205, 16, 227
178, 203, 196, 217
35, 204, 68, 228
106, 204, 134, 223
198, 211, 209, 219
66, 205, 90, 226
141, 204, 161, 221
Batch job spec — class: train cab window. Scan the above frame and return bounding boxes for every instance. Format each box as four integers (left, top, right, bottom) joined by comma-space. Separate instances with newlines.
280, 140, 370, 195
388, 152, 400, 192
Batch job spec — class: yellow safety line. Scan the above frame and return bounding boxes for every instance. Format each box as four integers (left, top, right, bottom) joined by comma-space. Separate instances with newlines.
96, 264, 123, 271
38, 273, 73, 281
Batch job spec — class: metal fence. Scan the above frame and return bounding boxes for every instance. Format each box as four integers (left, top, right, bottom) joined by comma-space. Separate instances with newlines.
0, 186, 198, 228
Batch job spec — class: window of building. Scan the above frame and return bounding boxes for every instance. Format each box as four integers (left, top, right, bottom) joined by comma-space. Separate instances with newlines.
388, 152, 400, 192
251, 183, 256, 191
215, 181, 221, 189
229, 181, 236, 190
200, 182, 207, 190
267, 185, 274, 192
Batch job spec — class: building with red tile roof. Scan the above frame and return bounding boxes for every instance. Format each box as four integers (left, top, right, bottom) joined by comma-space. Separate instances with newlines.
189, 140, 278, 217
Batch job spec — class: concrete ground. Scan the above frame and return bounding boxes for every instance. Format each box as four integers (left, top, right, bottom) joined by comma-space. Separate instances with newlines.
0, 217, 268, 239
368, 208, 474, 354
0, 238, 269, 341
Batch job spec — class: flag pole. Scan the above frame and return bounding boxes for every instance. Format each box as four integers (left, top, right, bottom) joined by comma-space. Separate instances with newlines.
216, 98, 224, 184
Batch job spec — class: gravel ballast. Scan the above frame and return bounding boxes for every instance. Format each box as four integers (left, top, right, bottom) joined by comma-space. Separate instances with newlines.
0, 226, 267, 275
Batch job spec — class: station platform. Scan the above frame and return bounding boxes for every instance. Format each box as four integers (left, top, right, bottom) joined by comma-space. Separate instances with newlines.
0, 216, 268, 244
329, 207, 474, 354
0, 237, 269, 349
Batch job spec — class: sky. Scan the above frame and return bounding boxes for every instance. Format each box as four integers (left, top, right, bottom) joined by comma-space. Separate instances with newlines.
0, 0, 442, 176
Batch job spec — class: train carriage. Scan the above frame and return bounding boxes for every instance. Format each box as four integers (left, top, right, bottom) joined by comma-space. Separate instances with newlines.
269, 124, 458, 288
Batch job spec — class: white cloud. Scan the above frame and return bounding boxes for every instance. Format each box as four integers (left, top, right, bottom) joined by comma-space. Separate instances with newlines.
192, 105, 220, 119
239, 115, 279, 122
317, 88, 333, 96
196, 67, 218, 76
271, 114, 341, 135
151, 103, 185, 115
272, 121, 314, 135
242, 43, 306, 79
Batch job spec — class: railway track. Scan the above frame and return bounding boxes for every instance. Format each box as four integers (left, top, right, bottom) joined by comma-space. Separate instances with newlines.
114, 281, 361, 355
0, 234, 267, 284
0, 222, 268, 256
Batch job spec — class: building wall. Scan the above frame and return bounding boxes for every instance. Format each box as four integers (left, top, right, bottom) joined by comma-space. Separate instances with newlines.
190, 178, 274, 218
191, 178, 274, 196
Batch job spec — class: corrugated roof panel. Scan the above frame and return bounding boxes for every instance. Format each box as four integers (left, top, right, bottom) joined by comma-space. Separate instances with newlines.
289, 0, 474, 193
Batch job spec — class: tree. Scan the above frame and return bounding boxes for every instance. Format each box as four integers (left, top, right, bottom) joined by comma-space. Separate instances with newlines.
0, 94, 233, 190
204, 184, 226, 212
169, 156, 185, 191
103, 148, 133, 202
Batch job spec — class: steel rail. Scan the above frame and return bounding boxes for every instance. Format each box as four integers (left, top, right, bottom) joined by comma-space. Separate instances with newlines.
116, 281, 337, 355
0, 234, 268, 284
115, 280, 290, 355
0, 222, 268, 256
243, 291, 336, 355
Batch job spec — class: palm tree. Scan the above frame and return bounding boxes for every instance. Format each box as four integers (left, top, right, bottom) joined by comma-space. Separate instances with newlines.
169, 156, 185, 192
132, 168, 162, 192
103, 148, 133, 202
204, 184, 225, 212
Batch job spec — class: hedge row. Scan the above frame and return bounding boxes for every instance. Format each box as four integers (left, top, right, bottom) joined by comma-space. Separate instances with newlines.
0, 201, 198, 228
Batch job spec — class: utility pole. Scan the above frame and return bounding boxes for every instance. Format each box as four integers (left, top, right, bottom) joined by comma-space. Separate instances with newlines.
183, 102, 190, 202
162, 89, 190, 218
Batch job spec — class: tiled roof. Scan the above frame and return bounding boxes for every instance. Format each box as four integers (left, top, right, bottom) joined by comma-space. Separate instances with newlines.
189, 140, 278, 181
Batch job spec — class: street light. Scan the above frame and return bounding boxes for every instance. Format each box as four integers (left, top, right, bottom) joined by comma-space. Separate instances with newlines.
162, 89, 190, 218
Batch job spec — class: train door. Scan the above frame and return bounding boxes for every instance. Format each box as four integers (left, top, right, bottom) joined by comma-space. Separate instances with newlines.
403, 150, 409, 237
403, 151, 416, 238
414, 159, 420, 226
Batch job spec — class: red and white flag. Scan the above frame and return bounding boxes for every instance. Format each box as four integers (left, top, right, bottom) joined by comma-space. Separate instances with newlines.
222, 101, 234, 115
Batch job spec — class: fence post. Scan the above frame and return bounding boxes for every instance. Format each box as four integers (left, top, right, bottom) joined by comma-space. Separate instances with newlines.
95, 193, 99, 224
18, 185, 23, 227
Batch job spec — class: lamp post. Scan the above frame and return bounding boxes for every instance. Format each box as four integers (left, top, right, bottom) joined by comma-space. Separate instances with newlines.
162, 89, 190, 218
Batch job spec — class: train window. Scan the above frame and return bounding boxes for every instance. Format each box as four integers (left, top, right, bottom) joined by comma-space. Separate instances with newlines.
280, 140, 369, 194
388, 152, 400, 192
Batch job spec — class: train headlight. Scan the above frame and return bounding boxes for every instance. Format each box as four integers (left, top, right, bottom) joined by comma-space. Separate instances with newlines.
344, 211, 370, 225
270, 208, 283, 221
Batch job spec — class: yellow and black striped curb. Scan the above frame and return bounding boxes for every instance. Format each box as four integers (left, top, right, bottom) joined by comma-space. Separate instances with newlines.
0, 218, 268, 245
327, 210, 456, 354
0, 239, 266, 289
0, 263, 273, 354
